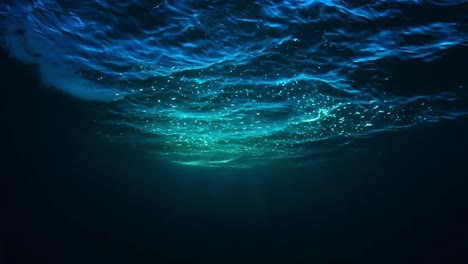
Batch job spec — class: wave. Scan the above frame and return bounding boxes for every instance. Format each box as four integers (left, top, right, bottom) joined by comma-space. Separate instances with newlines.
1, 0, 467, 167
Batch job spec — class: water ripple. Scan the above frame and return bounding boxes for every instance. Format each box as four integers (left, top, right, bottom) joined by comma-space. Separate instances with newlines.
1, 0, 467, 167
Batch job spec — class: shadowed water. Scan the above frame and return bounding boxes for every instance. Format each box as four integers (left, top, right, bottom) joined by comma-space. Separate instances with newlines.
1, 0, 467, 167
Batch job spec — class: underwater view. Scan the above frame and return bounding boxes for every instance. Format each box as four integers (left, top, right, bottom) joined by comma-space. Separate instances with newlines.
1, 0, 467, 168
1, 0, 468, 263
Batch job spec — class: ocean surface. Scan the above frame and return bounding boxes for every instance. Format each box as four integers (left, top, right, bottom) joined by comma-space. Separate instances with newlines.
1, 0, 468, 263
1, 0, 467, 168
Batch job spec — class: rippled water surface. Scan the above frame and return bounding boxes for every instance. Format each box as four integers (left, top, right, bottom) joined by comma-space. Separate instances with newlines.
1, 0, 467, 167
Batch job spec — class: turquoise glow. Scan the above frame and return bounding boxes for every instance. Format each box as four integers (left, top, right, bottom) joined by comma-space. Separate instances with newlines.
2, 0, 467, 167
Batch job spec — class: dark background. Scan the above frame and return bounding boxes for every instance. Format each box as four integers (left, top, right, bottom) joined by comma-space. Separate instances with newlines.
1, 45, 467, 263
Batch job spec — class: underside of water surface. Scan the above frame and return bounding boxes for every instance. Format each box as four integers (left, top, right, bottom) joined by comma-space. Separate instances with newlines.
1, 0, 467, 167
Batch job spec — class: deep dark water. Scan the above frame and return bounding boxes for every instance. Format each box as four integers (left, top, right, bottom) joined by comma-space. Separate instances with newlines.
2, 0, 468, 262
1, 50, 468, 263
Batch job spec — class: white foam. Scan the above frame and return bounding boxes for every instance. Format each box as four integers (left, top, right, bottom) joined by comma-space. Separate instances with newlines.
1, 13, 123, 102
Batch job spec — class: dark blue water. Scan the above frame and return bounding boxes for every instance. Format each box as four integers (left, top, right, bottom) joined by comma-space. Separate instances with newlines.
1, 0, 467, 168
1, 1, 468, 263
